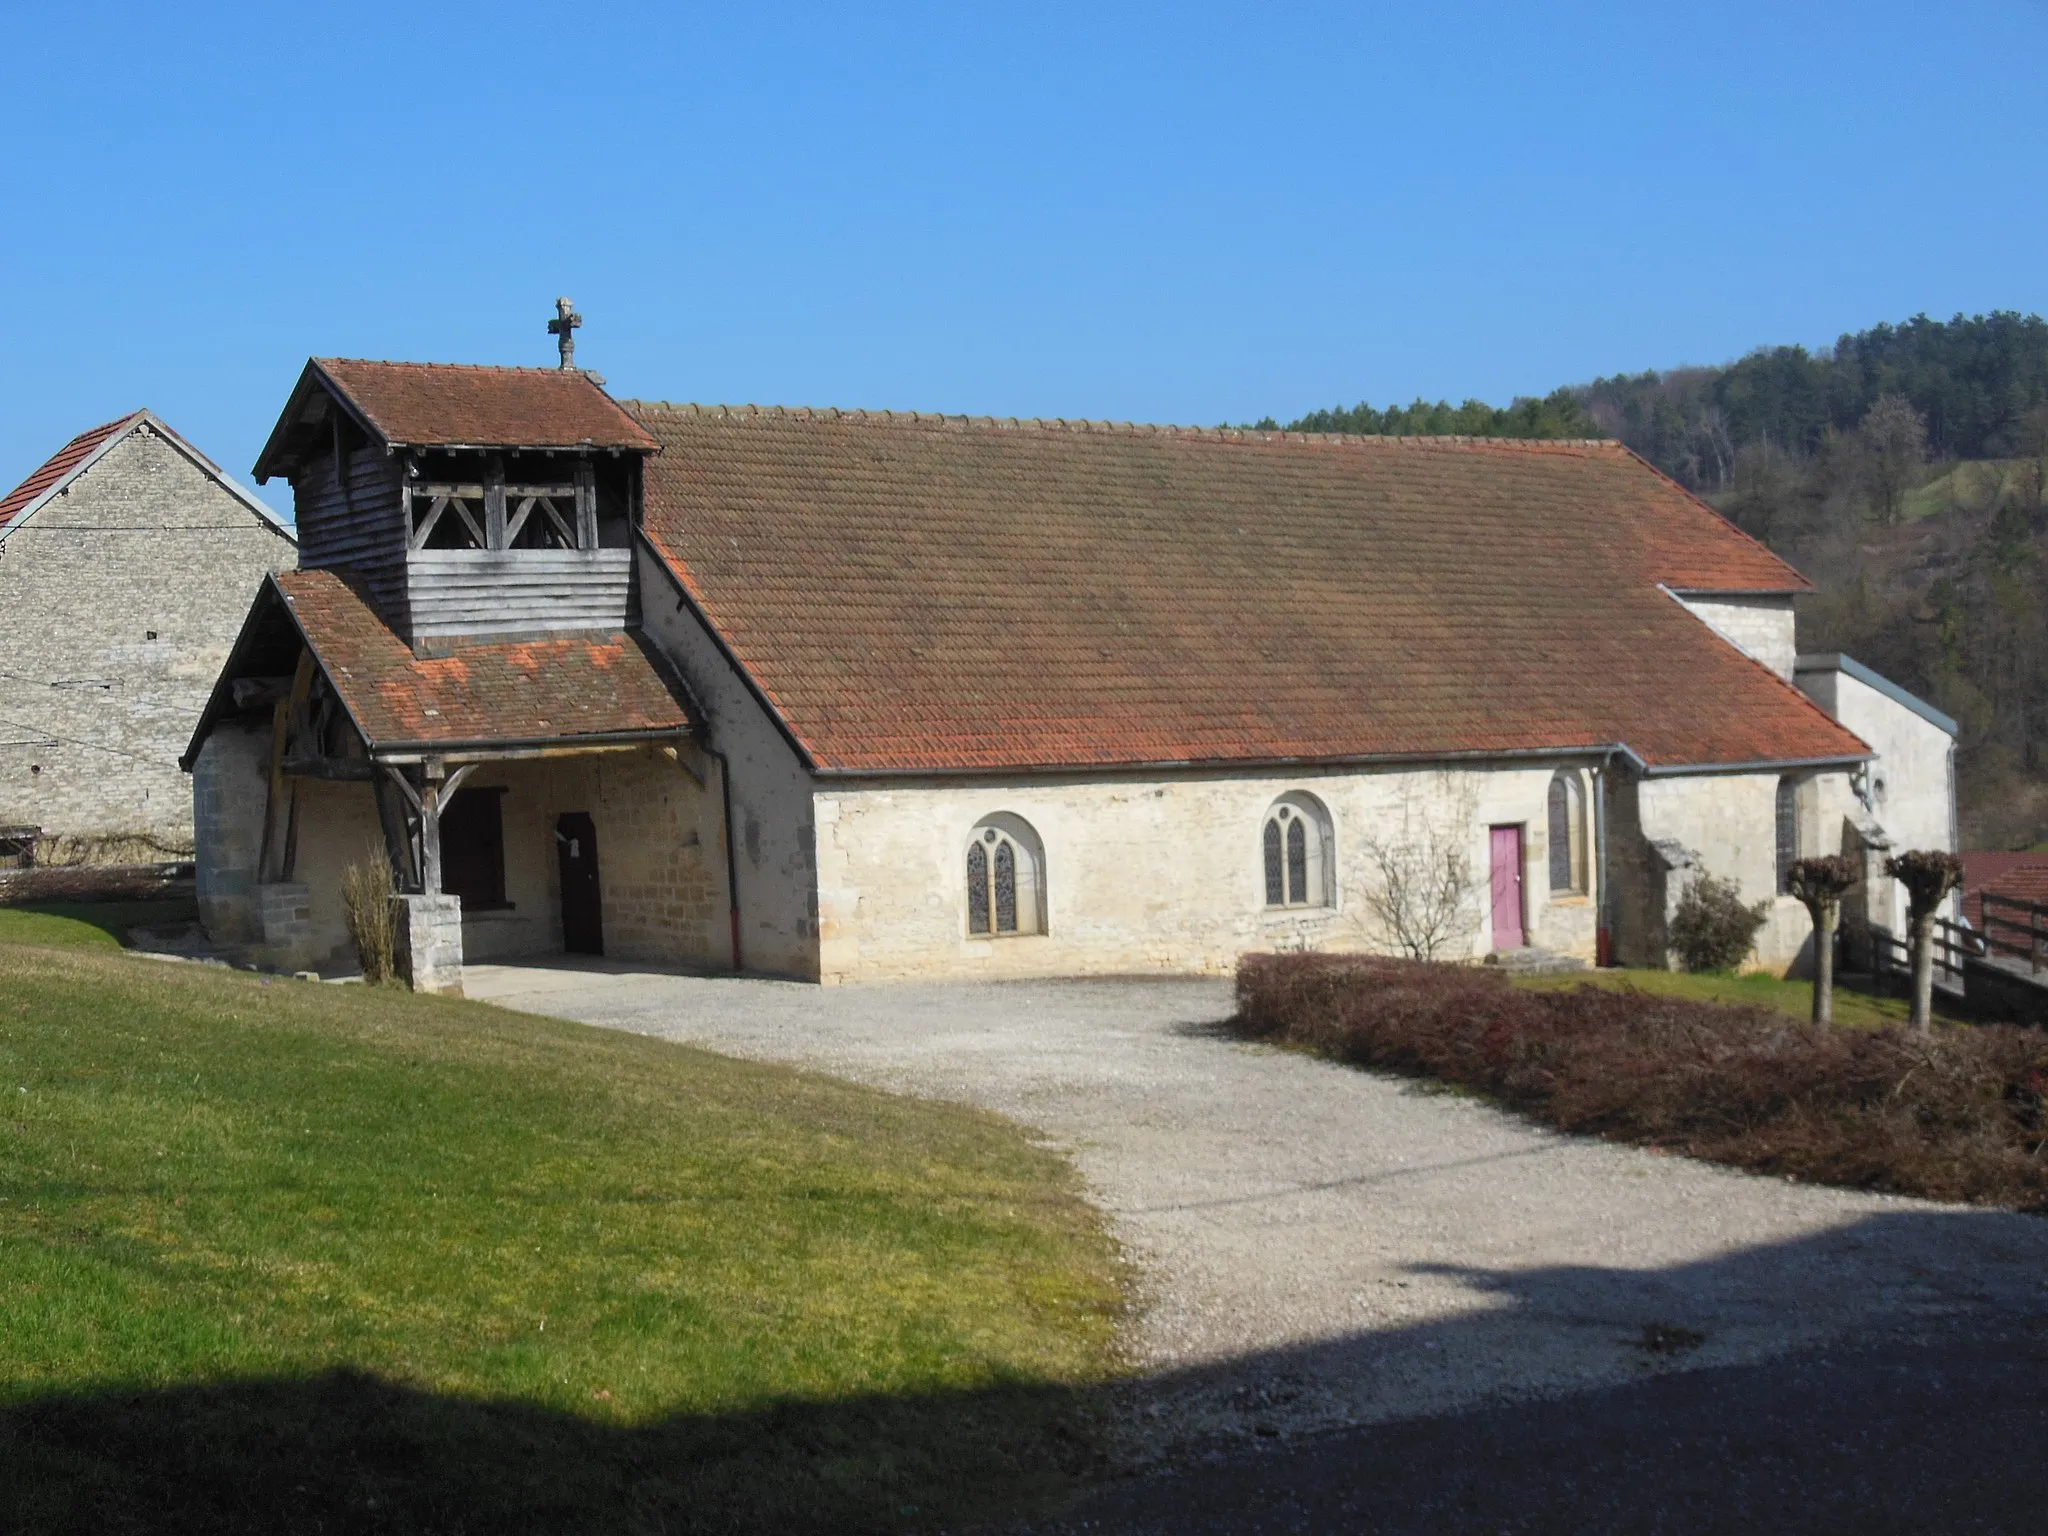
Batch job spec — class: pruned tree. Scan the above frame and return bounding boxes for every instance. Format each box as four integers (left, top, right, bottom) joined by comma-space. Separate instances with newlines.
1360, 825, 1473, 962
1884, 850, 1965, 1033
1785, 854, 1859, 1024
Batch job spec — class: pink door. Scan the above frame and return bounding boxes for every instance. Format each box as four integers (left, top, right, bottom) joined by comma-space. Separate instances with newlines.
1489, 825, 1525, 951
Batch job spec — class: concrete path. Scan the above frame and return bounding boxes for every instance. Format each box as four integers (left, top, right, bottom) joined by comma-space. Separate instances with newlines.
467, 960, 2048, 1458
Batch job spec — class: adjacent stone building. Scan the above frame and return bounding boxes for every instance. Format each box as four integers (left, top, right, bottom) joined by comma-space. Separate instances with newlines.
0, 412, 295, 855
184, 353, 1954, 988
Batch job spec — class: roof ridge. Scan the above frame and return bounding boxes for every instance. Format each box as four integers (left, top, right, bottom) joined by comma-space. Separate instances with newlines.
316, 356, 600, 379
620, 399, 1620, 452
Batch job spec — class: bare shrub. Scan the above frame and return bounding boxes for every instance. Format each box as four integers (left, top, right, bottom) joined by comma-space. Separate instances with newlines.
341, 854, 398, 984
1668, 873, 1769, 972
35, 830, 194, 867
1359, 831, 1471, 961
1234, 953, 2048, 1211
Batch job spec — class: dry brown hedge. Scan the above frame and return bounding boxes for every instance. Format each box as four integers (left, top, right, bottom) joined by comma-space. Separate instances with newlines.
1235, 953, 2048, 1211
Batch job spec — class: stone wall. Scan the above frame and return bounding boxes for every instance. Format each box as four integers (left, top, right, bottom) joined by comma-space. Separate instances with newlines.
191, 719, 270, 943
0, 423, 294, 842
1673, 593, 1797, 680
250, 745, 724, 976
635, 541, 819, 978
1795, 659, 1956, 936
812, 762, 1604, 984
1618, 767, 1863, 974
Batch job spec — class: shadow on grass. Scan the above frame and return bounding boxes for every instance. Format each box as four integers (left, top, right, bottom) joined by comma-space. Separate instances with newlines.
2, 1368, 1105, 1536
12, 1209, 2048, 1535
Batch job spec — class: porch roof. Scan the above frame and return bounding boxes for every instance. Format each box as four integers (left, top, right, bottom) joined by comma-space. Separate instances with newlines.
182, 571, 695, 767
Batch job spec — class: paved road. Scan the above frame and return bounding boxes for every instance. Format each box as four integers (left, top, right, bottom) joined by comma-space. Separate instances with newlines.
469, 960, 2048, 1471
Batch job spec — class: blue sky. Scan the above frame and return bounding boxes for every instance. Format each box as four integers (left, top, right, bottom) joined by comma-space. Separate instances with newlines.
6, 1, 2048, 516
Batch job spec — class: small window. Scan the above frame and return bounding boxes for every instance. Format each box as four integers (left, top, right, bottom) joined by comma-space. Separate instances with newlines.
442, 786, 509, 910
1775, 777, 1799, 894
1547, 773, 1586, 895
1262, 793, 1333, 908
966, 814, 1044, 936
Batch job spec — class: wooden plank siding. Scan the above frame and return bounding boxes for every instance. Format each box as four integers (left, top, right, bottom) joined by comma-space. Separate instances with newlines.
405, 549, 635, 639
292, 446, 408, 630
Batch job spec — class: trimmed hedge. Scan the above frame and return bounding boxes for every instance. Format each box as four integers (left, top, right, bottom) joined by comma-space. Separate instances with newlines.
1235, 954, 2048, 1211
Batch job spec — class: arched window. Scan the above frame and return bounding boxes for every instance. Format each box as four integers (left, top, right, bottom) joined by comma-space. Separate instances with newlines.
1547, 772, 1586, 895
966, 814, 1045, 936
1262, 793, 1334, 908
1775, 777, 1800, 894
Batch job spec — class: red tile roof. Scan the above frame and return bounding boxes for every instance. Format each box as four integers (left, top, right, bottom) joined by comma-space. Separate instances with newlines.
0, 411, 145, 528
1962, 852, 2048, 927
311, 359, 659, 454
634, 407, 1862, 774
275, 570, 693, 749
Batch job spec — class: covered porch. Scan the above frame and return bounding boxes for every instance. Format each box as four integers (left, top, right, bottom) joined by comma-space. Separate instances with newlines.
183, 571, 729, 992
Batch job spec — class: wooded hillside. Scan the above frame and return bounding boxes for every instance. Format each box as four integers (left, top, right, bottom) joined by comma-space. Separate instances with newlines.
1276, 312, 2048, 849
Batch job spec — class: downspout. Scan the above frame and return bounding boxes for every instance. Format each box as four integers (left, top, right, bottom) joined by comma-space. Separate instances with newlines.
703, 743, 743, 972
1594, 749, 1615, 967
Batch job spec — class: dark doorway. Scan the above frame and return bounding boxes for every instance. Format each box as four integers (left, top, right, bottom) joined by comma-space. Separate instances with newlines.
441, 788, 508, 909
556, 811, 603, 955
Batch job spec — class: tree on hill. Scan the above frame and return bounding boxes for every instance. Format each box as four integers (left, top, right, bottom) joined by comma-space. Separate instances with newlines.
1859, 393, 1928, 526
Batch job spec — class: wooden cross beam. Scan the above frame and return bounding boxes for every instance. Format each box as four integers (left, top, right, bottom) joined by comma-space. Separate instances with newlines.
548, 297, 582, 370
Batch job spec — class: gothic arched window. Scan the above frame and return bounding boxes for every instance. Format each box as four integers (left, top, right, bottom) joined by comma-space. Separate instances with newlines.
1547, 772, 1587, 895
967, 815, 1045, 936
1262, 793, 1334, 908
1775, 776, 1800, 894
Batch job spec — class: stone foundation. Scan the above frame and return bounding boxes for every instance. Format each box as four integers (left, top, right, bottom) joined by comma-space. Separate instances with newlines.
393, 893, 464, 995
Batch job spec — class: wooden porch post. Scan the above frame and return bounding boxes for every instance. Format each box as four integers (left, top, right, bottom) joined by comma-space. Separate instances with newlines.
419, 758, 445, 895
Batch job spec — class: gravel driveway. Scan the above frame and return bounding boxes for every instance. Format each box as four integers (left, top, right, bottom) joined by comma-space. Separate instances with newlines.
468, 961, 2048, 1458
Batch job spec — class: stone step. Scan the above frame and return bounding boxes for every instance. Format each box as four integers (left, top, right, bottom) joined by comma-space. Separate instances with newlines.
1483, 947, 1588, 976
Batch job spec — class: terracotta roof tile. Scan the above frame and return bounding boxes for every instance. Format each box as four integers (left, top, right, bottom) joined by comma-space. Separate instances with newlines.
633, 407, 1861, 773
0, 411, 145, 529
312, 360, 659, 453
275, 570, 692, 749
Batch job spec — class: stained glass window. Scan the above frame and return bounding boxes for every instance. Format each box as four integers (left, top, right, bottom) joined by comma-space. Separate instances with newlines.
967, 840, 990, 933
1548, 774, 1584, 895
994, 840, 1017, 932
1262, 796, 1330, 909
1776, 778, 1799, 894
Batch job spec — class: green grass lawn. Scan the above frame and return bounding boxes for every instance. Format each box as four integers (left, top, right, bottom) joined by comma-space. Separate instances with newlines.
0, 898, 196, 950
1515, 966, 1965, 1027
0, 945, 1124, 1534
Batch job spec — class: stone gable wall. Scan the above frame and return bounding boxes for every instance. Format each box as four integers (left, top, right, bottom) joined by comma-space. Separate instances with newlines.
0, 425, 294, 843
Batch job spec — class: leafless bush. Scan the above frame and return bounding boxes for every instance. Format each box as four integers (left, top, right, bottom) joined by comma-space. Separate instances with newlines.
341, 853, 397, 984
1358, 812, 1473, 962
34, 831, 194, 868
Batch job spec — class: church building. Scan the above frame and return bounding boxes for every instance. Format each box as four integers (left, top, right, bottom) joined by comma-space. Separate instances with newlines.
182, 333, 1955, 988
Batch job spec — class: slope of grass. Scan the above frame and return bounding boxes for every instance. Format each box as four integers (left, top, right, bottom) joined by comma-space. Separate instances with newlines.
0, 945, 1124, 1533
0, 899, 194, 950
1514, 966, 1961, 1028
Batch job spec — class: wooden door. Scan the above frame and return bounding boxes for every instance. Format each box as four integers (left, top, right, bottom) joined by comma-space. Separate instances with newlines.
1489, 824, 1525, 951
556, 812, 603, 955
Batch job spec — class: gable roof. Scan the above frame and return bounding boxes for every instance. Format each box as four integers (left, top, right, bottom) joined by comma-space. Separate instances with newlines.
182, 571, 695, 767
632, 406, 1864, 775
1, 409, 294, 539
254, 359, 658, 480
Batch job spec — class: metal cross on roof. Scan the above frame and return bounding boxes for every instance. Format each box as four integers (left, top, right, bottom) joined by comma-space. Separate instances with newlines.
548, 297, 582, 371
